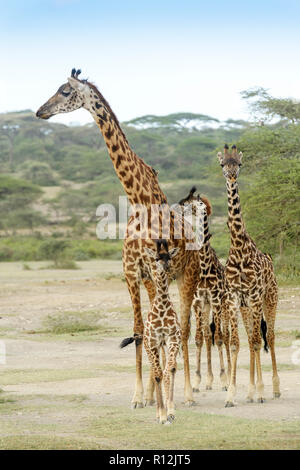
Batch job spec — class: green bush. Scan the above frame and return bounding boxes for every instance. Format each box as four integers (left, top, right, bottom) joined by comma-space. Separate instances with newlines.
21, 160, 58, 186
0, 236, 123, 262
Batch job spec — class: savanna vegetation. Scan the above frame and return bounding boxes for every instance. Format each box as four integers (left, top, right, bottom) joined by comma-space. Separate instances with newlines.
0, 89, 299, 282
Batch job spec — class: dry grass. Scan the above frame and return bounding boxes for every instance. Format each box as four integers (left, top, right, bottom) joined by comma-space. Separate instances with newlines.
0, 261, 299, 450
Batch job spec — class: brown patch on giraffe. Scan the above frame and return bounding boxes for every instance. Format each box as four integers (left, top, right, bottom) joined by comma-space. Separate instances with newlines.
105, 126, 113, 139
125, 175, 134, 189
112, 143, 119, 153
116, 154, 123, 169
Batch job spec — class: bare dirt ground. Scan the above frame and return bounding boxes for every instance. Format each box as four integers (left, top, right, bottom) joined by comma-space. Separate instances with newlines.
0, 260, 299, 449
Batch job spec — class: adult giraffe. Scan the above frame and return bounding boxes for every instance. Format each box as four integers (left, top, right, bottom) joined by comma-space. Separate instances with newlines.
218, 144, 280, 406
36, 68, 200, 407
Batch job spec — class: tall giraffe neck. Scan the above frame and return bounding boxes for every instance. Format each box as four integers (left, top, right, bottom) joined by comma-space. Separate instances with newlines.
83, 83, 167, 207
198, 210, 211, 256
226, 179, 245, 249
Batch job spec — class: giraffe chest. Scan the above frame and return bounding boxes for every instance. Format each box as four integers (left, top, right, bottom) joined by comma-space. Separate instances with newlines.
145, 307, 181, 345
225, 254, 258, 291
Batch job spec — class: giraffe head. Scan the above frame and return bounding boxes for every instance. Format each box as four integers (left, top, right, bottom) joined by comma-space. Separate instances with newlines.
178, 188, 212, 246
144, 240, 179, 273
36, 68, 89, 119
217, 145, 243, 182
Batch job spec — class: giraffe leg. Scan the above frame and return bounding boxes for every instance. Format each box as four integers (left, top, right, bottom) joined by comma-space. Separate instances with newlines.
161, 344, 167, 370
240, 306, 256, 402
144, 369, 156, 407
192, 301, 203, 392
155, 376, 167, 424
164, 343, 179, 424
125, 275, 144, 409
264, 288, 281, 399
142, 278, 156, 406
221, 300, 231, 387
211, 296, 227, 390
203, 305, 214, 390
247, 346, 256, 402
153, 359, 167, 423
224, 292, 239, 407
144, 336, 167, 423
249, 300, 265, 403
177, 276, 197, 406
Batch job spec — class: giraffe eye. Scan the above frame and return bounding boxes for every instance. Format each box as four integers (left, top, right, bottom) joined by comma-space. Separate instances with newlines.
61, 90, 71, 97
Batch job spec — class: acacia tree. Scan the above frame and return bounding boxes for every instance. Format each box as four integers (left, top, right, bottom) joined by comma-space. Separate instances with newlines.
237, 89, 300, 276
241, 87, 300, 123
0, 175, 44, 232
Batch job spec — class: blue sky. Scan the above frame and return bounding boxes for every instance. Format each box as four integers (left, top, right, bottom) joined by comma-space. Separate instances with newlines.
1, 0, 300, 124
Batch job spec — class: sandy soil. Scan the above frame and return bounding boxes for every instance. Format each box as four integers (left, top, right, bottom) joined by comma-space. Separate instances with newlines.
0, 260, 300, 426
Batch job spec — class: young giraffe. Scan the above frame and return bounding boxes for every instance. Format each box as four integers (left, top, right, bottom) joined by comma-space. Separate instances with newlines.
218, 144, 280, 407
36, 68, 200, 407
178, 188, 230, 392
120, 240, 181, 424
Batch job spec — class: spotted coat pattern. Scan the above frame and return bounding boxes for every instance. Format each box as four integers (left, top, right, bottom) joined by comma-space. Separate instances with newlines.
218, 145, 280, 406
179, 191, 231, 392
36, 70, 200, 407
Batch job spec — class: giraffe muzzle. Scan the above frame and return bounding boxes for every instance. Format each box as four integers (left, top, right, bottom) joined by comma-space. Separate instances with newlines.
36, 107, 53, 120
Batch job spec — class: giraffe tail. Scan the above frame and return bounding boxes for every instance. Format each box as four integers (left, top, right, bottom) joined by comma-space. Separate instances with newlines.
119, 336, 137, 349
210, 320, 216, 346
261, 318, 269, 353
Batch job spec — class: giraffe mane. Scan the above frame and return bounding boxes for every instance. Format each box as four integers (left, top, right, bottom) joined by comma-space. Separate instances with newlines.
178, 186, 197, 205
199, 196, 212, 217
87, 81, 129, 145
70, 68, 129, 145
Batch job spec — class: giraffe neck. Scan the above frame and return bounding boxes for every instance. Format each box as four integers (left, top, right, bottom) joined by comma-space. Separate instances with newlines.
83, 83, 167, 207
154, 270, 170, 303
199, 211, 211, 256
196, 209, 214, 272
226, 179, 245, 250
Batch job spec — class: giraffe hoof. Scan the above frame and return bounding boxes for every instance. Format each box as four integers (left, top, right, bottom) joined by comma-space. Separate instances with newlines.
206, 385, 212, 391
185, 400, 196, 407
225, 401, 235, 408
131, 401, 144, 409
257, 398, 265, 404
246, 398, 254, 403
222, 386, 228, 392
167, 414, 175, 423
144, 399, 155, 407
273, 392, 281, 399
192, 387, 200, 393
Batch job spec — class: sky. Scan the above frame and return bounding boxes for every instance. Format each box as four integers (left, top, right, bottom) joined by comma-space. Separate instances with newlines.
1, 0, 300, 125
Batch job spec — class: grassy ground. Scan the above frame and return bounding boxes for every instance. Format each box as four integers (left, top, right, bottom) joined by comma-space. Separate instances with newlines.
0, 260, 299, 450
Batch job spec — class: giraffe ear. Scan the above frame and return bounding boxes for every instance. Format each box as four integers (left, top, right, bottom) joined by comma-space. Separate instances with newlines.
144, 247, 156, 259
168, 247, 180, 259
67, 77, 87, 92
238, 152, 243, 163
217, 151, 224, 165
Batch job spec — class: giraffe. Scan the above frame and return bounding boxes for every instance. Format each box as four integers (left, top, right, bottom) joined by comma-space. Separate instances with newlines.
120, 239, 181, 424
178, 188, 230, 392
217, 144, 280, 407
36, 68, 200, 407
